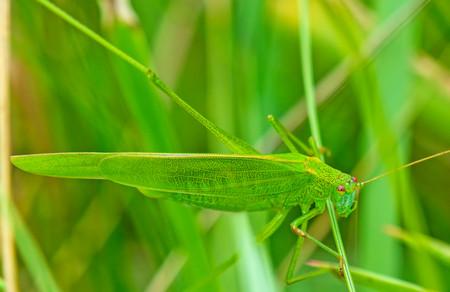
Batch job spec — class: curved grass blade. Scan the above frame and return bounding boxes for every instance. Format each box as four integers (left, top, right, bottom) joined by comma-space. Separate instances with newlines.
144, 249, 188, 292
308, 260, 435, 292
385, 225, 450, 265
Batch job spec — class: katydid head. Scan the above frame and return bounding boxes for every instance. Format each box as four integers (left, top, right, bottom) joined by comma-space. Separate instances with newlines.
333, 176, 362, 218
333, 150, 450, 217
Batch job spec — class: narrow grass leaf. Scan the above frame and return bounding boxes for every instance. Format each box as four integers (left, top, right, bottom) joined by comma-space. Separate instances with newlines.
385, 225, 450, 265
11, 204, 60, 292
308, 260, 434, 292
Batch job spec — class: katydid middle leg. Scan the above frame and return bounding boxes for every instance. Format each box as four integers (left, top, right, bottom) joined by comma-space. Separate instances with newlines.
257, 208, 291, 242
258, 115, 314, 242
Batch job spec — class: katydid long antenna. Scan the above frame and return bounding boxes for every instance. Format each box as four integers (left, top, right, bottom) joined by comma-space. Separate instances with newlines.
361, 149, 450, 186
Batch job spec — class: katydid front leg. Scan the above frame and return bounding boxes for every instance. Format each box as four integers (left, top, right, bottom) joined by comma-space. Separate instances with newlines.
292, 227, 340, 259
267, 114, 343, 282
267, 113, 342, 261
256, 115, 310, 243
267, 115, 313, 155
308, 137, 322, 158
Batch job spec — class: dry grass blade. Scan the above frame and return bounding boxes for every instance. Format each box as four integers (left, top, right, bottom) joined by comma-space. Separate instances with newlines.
0, 0, 18, 290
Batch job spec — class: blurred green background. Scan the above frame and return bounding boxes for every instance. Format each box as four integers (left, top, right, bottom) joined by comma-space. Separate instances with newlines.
8, 0, 450, 291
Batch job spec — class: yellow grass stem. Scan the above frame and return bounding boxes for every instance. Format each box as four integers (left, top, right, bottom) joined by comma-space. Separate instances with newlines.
0, 0, 18, 290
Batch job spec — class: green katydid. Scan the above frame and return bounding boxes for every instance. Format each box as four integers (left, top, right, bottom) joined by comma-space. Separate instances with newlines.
14, 0, 447, 290
10, 116, 450, 286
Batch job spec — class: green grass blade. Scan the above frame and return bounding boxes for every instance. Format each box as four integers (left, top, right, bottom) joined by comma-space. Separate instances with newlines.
185, 254, 238, 292
299, 0, 322, 151
360, 1, 442, 290
204, 1, 277, 290
386, 225, 450, 265
298, 0, 354, 290
107, 22, 175, 151
34, 0, 147, 74
308, 260, 434, 292
10, 204, 61, 292
259, 0, 429, 154
144, 249, 188, 292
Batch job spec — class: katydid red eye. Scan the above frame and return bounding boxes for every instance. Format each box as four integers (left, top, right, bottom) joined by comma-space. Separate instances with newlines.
337, 185, 345, 192
351, 177, 357, 182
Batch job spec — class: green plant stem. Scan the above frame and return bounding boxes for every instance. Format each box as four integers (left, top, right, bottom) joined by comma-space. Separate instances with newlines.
299, 0, 322, 152
298, 0, 355, 291
0, 0, 18, 291
34, 0, 257, 156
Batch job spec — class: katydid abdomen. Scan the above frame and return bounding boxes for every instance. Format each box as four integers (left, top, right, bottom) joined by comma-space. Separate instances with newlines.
105, 154, 345, 211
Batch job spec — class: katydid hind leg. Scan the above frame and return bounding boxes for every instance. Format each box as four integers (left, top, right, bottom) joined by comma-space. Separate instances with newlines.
286, 219, 331, 285
286, 207, 318, 284
150, 73, 258, 155
287, 264, 329, 285
256, 208, 291, 242
292, 225, 340, 259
